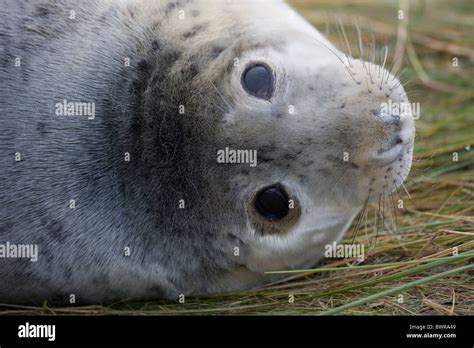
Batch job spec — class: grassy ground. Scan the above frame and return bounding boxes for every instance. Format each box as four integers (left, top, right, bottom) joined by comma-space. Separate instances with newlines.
1, 0, 473, 315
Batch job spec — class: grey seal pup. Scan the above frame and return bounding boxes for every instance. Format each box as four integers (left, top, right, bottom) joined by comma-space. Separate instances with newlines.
0, 0, 415, 304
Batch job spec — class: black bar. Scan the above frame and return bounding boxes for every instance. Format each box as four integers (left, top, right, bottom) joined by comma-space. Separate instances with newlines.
0, 316, 472, 346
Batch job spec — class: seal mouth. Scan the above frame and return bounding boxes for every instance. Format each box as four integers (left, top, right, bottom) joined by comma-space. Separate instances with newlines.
378, 134, 404, 154
371, 141, 412, 167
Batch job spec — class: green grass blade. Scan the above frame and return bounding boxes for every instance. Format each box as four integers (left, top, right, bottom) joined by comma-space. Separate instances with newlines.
318, 263, 474, 315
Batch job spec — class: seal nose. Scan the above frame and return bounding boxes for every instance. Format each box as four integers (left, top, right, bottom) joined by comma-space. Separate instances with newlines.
372, 109, 402, 129
371, 109, 408, 156
378, 133, 404, 155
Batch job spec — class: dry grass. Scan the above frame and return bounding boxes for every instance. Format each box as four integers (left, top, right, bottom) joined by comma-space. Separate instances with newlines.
1, 0, 472, 316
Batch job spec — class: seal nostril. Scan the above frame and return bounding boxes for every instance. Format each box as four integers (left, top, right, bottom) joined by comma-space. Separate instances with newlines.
391, 115, 401, 125
378, 134, 405, 155
255, 184, 289, 220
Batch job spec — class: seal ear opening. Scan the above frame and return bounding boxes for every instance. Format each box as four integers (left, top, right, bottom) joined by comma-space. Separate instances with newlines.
249, 184, 301, 235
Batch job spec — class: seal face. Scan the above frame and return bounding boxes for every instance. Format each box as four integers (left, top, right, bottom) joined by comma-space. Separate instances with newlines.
0, 0, 415, 304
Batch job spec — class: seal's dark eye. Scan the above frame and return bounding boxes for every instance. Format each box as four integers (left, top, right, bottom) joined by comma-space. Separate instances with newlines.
241, 63, 274, 100
255, 184, 289, 220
